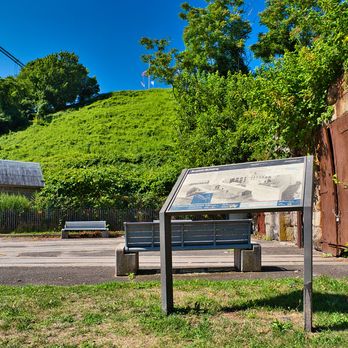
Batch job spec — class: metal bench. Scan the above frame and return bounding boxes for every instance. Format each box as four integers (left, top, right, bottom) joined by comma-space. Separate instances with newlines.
124, 219, 252, 251
116, 219, 261, 275
61, 221, 109, 239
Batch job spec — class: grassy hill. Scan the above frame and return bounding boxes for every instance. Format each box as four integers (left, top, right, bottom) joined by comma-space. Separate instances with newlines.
0, 89, 181, 208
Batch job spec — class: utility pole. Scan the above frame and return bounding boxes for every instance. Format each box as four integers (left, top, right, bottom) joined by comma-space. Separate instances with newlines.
146, 62, 151, 89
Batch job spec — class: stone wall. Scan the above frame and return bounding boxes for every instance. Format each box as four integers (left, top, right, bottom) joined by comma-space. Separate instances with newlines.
259, 186, 322, 248
263, 212, 298, 243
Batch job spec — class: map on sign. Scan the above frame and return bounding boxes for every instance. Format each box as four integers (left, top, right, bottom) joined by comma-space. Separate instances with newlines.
168, 158, 306, 212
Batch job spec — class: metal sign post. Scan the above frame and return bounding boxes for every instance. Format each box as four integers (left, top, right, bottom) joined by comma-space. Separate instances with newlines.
303, 156, 314, 332
160, 156, 314, 331
160, 212, 173, 314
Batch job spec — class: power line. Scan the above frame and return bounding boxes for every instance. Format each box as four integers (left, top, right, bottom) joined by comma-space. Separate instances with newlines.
0, 46, 24, 68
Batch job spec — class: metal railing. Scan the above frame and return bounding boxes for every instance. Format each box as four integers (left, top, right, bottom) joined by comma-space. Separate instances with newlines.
0, 208, 159, 233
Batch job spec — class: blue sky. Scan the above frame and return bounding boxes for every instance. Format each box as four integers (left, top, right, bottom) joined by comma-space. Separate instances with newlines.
0, 0, 265, 93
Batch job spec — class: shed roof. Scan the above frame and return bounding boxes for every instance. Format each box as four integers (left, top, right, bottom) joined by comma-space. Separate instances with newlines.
0, 160, 44, 188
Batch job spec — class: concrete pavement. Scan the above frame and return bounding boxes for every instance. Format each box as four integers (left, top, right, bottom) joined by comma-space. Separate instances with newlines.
0, 236, 347, 285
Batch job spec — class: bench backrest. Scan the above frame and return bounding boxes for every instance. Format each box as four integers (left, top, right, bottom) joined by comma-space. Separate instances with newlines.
64, 221, 107, 230
124, 219, 252, 252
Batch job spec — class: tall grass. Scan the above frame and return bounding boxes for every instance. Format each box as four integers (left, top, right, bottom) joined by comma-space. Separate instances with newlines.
0, 193, 31, 211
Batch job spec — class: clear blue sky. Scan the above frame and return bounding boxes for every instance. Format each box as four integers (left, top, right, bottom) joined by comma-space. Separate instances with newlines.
0, 0, 265, 93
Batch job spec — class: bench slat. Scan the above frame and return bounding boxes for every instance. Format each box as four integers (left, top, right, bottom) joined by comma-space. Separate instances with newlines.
124, 220, 252, 252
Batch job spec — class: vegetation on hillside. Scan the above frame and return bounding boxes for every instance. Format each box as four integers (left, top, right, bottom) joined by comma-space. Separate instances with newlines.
0, 52, 99, 135
0, 89, 179, 209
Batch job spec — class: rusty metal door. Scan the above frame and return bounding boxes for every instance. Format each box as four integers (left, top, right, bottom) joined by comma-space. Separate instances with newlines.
256, 213, 266, 235
329, 114, 348, 252
319, 113, 348, 255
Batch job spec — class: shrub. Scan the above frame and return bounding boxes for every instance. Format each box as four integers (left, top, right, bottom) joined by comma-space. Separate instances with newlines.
0, 193, 31, 211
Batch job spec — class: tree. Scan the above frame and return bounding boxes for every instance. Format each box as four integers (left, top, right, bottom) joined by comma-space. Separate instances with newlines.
140, 0, 251, 84
18, 52, 99, 117
175, 0, 348, 166
0, 77, 32, 134
251, 0, 346, 62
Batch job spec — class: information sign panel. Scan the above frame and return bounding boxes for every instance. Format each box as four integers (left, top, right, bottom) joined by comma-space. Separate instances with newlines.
160, 156, 313, 332
168, 157, 305, 213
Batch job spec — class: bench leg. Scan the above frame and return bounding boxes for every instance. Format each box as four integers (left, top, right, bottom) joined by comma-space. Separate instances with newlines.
115, 248, 139, 276
234, 244, 261, 272
61, 230, 69, 239
102, 230, 110, 238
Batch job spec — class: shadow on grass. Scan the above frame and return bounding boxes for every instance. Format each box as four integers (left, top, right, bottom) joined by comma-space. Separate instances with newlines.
314, 322, 348, 332
221, 291, 348, 313
173, 306, 213, 315
174, 291, 348, 331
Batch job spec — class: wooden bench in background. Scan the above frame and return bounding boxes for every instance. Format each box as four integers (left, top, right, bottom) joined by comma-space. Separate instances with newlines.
61, 221, 109, 239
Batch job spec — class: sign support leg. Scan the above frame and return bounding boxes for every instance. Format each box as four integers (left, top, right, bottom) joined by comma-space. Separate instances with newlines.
303, 156, 313, 332
160, 212, 173, 314
303, 205, 313, 332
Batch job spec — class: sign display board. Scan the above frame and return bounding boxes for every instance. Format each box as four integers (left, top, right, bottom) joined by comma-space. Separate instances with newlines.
168, 157, 305, 213
160, 156, 314, 331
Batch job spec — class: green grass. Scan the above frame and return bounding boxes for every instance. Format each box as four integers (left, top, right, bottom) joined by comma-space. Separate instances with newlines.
0, 90, 177, 168
0, 89, 180, 208
0, 277, 347, 347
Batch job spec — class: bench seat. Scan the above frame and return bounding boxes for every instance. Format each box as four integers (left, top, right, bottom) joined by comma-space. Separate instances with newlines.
124, 219, 252, 252
61, 221, 109, 238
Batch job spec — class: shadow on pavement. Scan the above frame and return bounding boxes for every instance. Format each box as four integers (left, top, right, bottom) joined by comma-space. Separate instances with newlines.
138, 266, 292, 275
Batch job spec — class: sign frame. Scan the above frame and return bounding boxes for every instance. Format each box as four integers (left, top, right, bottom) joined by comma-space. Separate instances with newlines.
159, 156, 313, 332
167, 157, 307, 214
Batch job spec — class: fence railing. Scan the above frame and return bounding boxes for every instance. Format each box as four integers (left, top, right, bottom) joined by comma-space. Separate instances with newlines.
0, 208, 159, 233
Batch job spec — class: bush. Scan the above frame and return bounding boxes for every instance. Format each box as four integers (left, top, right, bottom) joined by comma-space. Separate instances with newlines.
0, 193, 31, 211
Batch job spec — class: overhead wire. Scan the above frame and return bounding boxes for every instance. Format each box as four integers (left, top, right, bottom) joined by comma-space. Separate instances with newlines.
0, 46, 24, 68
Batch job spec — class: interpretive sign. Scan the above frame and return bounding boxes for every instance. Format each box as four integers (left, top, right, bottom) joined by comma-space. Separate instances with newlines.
168, 157, 305, 213
160, 156, 314, 332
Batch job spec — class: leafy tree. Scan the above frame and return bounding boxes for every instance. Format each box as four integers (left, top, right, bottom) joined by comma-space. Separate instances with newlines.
140, 0, 251, 84
176, 0, 348, 166
0, 77, 32, 134
18, 52, 99, 117
251, 0, 346, 62
179, 0, 250, 75
175, 72, 240, 167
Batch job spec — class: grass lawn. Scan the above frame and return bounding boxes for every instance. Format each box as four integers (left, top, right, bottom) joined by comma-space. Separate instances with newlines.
0, 276, 347, 347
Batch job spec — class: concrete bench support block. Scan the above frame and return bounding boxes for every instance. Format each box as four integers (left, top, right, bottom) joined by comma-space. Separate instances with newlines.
61, 230, 69, 239
115, 248, 139, 276
234, 244, 261, 272
101, 230, 110, 238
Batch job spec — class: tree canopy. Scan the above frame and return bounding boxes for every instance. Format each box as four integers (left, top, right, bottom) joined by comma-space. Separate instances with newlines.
0, 51, 99, 135
175, 0, 348, 168
0, 77, 32, 133
140, 0, 251, 84
18, 52, 99, 117
251, 0, 346, 62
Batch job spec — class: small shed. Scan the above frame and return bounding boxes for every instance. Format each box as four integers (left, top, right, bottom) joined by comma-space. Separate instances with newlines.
0, 160, 45, 198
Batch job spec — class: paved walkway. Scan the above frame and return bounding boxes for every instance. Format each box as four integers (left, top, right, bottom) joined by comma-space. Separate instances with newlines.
0, 237, 347, 285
